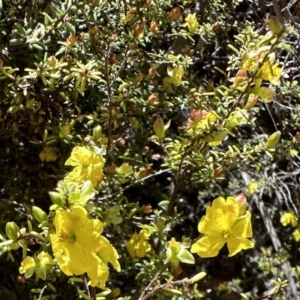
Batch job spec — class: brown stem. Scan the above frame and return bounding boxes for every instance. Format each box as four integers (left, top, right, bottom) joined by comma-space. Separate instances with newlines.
137, 264, 169, 300
104, 48, 113, 159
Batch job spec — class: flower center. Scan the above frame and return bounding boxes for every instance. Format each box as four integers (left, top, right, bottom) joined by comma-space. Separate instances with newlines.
59, 230, 76, 243
222, 230, 232, 239
81, 155, 90, 167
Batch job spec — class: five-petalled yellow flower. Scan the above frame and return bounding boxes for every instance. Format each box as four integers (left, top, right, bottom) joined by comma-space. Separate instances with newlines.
64, 146, 105, 186
191, 196, 254, 258
19, 251, 55, 280
50, 206, 120, 287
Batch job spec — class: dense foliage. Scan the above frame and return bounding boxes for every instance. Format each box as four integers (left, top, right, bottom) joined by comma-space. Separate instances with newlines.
1, 0, 300, 299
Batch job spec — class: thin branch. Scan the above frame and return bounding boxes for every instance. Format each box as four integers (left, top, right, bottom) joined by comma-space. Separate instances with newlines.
271, 0, 284, 23
37, 283, 48, 300
83, 274, 91, 298
140, 277, 193, 300
97, 168, 171, 201
104, 47, 113, 158
138, 264, 169, 300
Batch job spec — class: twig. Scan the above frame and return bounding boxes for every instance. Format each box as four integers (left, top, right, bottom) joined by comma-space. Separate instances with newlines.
37, 283, 48, 300
91, 286, 96, 300
140, 277, 193, 300
138, 264, 169, 300
83, 274, 91, 298
271, 0, 284, 23
110, 45, 130, 87
97, 168, 171, 201
104, 47, 113, 158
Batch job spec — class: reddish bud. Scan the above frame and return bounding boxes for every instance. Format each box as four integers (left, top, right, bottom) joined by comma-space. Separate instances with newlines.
133, 23, 144, 38
212, 166, 223, 178
89, 25, 99, 37
66, 35, 78, 47
47, 55, 57, 68
150, 21, 158, 34
143, 204, 153, 214
168, 7, 181, 20
109, 53, 117, 65
147, 93, 159, 106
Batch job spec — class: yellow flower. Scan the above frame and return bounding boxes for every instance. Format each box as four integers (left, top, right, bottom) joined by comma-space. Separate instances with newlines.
280, 212, 298, 227
19, 251, 54, 280
88, 236, 121, 287
191, 196, 254, 258
260, 61, 282, 85
39, 146, 58, 162
50, 206, 120, 287
64, 146, 105, 186
50, 206, 103, 276
126, 229, 151, 258
292, 228, 300, 242
184, 14, 199, 34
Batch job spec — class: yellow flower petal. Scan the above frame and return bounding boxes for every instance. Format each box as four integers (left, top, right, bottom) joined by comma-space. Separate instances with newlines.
280, 212, 298, 227
126, 229, 151, 258
39, 146, 58, 162
98, 236, 121, 272
191, 236, 226, 258
227, 237, 254, 257
19, 257, 35, 276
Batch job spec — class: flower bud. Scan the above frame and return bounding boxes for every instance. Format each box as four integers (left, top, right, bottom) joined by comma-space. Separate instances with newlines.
154, 116, 165, 139
244, 94, 258, 110
147, 68, 156, 80
211, 22, 220, 32
156, 219, 165, 232
93, 125, 102, 141
168, 7, 181, 20
150, 21, 158, 34
47, 56, 57, 68
66, 35, 78, 47
49, 191, 65, 206
109, 53, 117, 65
143, 204, 153, 214
89, 25, 99, 38
233, 70, 248, 85
107, 164, 117, 175
110, 33, 118, 40
190, 109, 202, 124
32, 206, 48, 224
212, 166, 223, 178
268, 16, 283, 34
142, 0, 152, 8
190, 272, 206, 283
294, 132, 300, 143
235, 194, 247, 216
135, 167, 152, 179
133, 23, 144, 38
133, 73, 143, 87
123, 12, 135, 23
91, 0, 99, 8
6, 222, 19, 241
147, 93, 159, 106
266, 131, 281, 149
